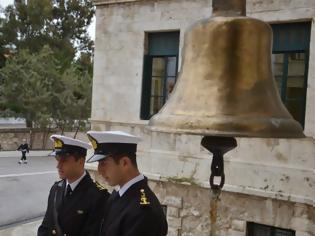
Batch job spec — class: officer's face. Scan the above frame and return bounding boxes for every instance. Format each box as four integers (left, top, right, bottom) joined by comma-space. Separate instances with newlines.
56, 155, 84, 181
98, 156, 124, 186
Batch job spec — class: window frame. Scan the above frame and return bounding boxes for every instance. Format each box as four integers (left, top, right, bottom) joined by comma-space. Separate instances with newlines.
271, 22, 311, 128
247, 222, 295, 236
140, 31, 180, 120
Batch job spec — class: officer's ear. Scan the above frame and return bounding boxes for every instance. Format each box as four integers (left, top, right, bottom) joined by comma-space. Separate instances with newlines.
78, 157, 85, 165
119, 156, 131, 167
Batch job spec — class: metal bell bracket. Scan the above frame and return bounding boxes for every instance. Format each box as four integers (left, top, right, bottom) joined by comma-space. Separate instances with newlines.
201, 136, 237, 191
201, 136, 237, 236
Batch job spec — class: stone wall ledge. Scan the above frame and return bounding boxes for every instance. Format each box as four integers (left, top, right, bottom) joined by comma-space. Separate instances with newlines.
86, 163, 315, 207
89, 119, 148, 127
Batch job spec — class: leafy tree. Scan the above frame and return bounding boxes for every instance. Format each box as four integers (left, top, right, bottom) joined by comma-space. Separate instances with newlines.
0, 0, 95, 69
52, 61, 92, 134
0, 1, 94, 140
0, 45, 92, 131
0, 46, 61, 127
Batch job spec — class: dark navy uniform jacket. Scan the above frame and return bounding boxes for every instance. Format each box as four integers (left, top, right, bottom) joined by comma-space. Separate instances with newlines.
100, 177, 168, 236
38, 172, 109, 236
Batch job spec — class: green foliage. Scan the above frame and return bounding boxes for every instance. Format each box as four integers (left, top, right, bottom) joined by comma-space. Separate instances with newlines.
0, 46, 92, 129
0, 0, 95, 68
0, 0, 94, 131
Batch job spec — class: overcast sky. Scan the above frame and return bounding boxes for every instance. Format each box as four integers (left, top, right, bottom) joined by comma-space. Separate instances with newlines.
0, 0, 12, 7
0, 0, 95, 40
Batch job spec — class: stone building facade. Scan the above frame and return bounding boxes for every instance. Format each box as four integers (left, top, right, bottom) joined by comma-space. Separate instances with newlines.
87, 0, 315, 235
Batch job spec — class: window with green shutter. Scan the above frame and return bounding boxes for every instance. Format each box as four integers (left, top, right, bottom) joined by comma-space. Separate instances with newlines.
271, 22, 311, 128
140, 32, 180, 120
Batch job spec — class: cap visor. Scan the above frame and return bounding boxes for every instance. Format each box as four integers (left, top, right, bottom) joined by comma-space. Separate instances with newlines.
87, 154, 108, 163
49, 150, 71, 157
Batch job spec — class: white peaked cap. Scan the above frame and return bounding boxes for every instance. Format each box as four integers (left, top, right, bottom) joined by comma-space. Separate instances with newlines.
86, 131, 141, 163
50, 134, 92, 149
87, 131, 141, 144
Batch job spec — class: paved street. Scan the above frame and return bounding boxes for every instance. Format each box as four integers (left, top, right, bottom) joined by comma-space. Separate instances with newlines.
0, 219, 41, 236
0, 151, 58, 229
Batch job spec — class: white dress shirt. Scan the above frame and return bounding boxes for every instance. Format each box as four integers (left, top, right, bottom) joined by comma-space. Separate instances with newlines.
118, 174, 144, 197
66, 171, 86, 194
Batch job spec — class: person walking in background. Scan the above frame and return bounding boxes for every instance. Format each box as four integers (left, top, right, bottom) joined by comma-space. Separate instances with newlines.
17, 139, 29, 164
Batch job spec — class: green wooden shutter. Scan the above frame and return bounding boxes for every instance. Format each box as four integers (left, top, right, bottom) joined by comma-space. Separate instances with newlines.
271, 22, 311, 52
148, 32, 180, 56
140, 55, 152, 120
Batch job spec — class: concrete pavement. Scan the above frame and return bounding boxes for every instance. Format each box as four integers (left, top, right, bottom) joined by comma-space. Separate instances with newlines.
0, 150, 52, 158
0, 219, 41, 236
0, 151, 58, 231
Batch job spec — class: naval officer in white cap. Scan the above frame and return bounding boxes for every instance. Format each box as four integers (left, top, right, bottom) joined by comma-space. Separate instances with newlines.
38, 135, 109, 236
87, 130, 168, 236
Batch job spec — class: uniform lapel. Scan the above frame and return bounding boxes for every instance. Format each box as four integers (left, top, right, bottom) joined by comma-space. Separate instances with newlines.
60, 172, 92, 214
103, 193, 128, 232
55, 180, 66, 211
72, 172, 92, 195
104, 179, 147, 231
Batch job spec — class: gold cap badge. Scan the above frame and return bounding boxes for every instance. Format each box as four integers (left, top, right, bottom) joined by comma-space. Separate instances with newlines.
88, 135, 98, 149
54, 139, 63, 149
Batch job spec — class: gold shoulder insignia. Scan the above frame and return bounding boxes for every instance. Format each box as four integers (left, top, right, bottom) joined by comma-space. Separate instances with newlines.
139, 189, 150, 206
95, 181, 106, 191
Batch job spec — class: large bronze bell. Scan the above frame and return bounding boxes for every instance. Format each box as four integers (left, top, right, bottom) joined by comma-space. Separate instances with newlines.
149, 0, 304, 138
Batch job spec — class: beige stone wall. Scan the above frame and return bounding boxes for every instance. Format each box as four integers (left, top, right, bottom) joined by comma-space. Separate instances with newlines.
0, 129, 54, 150
87, 121, 315, 234
247, 0, 315, 20
89, 122, 315, 205
305, 22, 315, 137
91, 0, 211, 124
88, 167, 315, 236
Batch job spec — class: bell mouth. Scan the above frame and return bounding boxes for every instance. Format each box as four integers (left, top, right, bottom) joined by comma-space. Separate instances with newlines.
149, 114, 305, 139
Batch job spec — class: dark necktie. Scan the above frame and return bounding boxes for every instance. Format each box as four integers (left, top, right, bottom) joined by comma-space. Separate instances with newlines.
110, 190, 120, 202
66, 184, 73, 197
